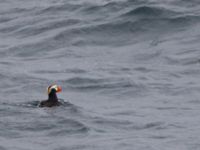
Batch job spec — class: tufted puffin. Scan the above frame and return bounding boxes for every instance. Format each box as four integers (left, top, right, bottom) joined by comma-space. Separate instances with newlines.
39, 85, 62, 107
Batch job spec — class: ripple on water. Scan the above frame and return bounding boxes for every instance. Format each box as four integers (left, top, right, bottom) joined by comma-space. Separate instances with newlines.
0, 146, 7, 150
63, 77, 144, 91
91, 116, 166, 132
0, 0, 200, 149
47, 119, 89, 136
0, 100, 89, 139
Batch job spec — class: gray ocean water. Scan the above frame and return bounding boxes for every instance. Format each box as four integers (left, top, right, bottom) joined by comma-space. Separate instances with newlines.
0, 0, 200, 149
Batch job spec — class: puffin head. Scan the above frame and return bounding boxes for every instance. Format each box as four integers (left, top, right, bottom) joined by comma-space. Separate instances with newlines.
47, 84, 62, 95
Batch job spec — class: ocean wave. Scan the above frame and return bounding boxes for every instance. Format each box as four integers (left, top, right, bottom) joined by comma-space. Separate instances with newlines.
81, 1, 126, 14
167, 14, 200, 25
1, 3, 199, 50
36, 3, 82, 15
62, 77, 143, 91
92, 116, 166, 131
121, 6, 178, 18
47, 119, 89, 136
50, 15, 200, 46
1, 0, 200, 149
0, 17, 14, 23
13, 19, 81, 38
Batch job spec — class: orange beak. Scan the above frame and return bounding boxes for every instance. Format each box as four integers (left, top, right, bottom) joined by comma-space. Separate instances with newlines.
56, 86, 62, 93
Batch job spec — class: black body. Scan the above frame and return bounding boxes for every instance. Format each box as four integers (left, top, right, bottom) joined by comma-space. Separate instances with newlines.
39, 89, 61, 107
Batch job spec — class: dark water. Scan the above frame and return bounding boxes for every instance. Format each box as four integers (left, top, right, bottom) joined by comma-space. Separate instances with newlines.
1, 0, 200, 149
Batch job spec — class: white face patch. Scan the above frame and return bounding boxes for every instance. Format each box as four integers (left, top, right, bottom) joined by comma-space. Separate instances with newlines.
47, 85, 58, 94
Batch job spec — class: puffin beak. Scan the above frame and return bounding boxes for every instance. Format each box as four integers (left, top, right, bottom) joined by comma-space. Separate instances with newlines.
56, 86, 62, 93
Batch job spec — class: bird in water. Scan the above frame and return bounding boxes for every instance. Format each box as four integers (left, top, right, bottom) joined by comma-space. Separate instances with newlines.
39, 84, 62, 107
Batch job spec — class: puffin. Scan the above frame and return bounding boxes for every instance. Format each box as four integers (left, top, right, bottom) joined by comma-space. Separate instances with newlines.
39, 84, 62, 107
